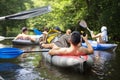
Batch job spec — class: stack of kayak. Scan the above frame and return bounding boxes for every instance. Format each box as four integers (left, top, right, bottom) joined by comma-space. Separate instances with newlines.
12, 35, 43, 45
82, 40, 117, 51
41, 49, 93, 72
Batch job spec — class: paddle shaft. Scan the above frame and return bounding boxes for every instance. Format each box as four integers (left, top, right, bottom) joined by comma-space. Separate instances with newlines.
86, 27, 92, 32
0, 5, 51, 20
3, 37, 15, 39
0, 47, 49, 59
0, 36, 15, 41
23, 50, 49, 53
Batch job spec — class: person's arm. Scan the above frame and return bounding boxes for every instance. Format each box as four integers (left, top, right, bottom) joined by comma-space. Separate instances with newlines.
30, 37, 36, 42
49, 48, 67, 55
90, 31, 101, 38
82, 35, 93, 54
42, 43, 54, 49
43, 31, 48, 43
49, 47, 60, 55
27, 35, 35, 42
14, 34, 20, 40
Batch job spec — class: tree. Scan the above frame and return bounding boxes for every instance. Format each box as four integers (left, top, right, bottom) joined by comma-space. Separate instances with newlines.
0, 0, 34, 36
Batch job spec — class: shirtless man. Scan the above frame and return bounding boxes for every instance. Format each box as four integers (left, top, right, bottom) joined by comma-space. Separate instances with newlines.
42, 31, 93, 56
14, 27, 35, 42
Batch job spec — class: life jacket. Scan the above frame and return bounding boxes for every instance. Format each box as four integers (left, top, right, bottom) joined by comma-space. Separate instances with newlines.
47, 29, 61, 43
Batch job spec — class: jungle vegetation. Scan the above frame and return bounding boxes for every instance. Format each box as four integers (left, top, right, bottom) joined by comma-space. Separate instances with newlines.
0, 0, 119, 43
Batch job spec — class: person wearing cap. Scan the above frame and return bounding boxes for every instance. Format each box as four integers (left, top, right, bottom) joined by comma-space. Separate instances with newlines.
14, 27, 35, 42
41, 31, 93, 56
90, 26, 108, 43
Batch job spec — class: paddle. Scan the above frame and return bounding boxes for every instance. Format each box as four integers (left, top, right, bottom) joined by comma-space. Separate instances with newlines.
0, 47, 49, 53
0, 5, 51, 20
33, 28, 43, 35
79, 20, 92, 32
0, 36, 15, 41
0, 47, 49, 59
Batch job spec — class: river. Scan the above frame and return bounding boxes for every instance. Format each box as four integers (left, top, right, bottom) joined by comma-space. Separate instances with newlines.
0, 39, 120, 80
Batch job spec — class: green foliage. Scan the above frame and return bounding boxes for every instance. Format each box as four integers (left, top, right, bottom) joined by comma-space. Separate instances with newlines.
0, 0, 119, 42
85, 0, 120, 42
26, 0, 87, 32
0, 0, 33, 36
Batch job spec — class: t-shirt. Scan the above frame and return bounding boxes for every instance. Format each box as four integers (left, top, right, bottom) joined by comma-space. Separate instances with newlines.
53, 34, 70, 47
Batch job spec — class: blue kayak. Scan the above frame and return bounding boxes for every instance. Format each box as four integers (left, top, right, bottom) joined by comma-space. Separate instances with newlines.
82, 40, 117, 51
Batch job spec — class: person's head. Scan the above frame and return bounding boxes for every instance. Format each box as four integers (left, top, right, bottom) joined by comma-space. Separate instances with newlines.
70, 31, 81, 46
22, 27, 28, 33
101, 26, 107, 32
44, 27, 49, 32
55, 26, 61, 32
66, 29, 71, 35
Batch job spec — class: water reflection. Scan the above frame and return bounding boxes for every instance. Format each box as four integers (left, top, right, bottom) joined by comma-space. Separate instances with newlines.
0, 43, 44, 80
0, 40, 119, 80
0, 62, 22, 80
38, 50, 116, 80
0, 62, 43, 80
13, 45, 40, 59
0, 62, 22, 72
0, 43, 11, 48
91, 50, 115, 80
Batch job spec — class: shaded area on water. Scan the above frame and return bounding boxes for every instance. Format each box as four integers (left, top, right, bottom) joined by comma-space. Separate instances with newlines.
0, 54, 44, 80
38, 50, 117, 80
0, 43, 44, 80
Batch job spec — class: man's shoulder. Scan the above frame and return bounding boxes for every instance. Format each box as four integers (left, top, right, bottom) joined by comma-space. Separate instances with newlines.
17, 34, 22, 36
79, 47, 86, 51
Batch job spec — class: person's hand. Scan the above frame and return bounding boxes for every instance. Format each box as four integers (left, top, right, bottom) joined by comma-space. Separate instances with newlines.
81, 31, 86, 37
81, 34, 88, 41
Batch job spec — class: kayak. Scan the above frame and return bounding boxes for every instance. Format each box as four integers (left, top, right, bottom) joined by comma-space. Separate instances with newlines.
82, 40, 117, 51
12, 35, 42, 45
41, 49, 94, 72
12, 39, 39, 45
